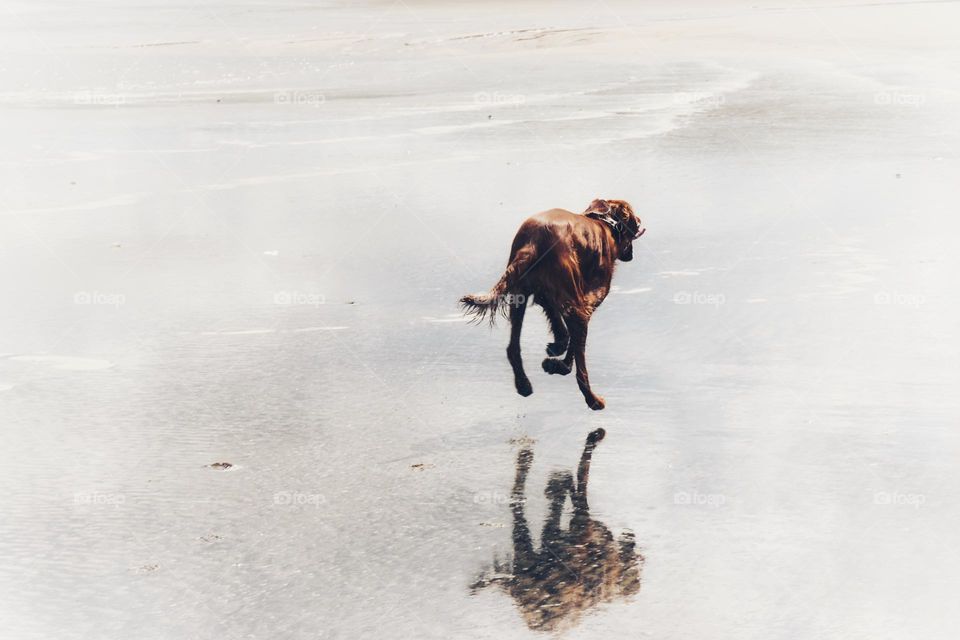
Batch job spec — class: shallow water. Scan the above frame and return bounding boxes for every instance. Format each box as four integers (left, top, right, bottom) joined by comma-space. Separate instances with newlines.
1, 1, 959, 638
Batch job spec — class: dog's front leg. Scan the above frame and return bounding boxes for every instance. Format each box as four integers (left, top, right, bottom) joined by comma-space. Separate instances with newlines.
540, 301, 573, 376
567, 315, 605, 410
539, 300, 569, 357
573, 428, 605, 512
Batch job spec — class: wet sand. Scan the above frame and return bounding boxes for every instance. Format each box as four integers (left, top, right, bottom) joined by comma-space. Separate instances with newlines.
1, 1, 959, 638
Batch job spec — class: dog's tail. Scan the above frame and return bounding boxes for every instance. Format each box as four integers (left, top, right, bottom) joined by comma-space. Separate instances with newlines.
459, 244, 537, 325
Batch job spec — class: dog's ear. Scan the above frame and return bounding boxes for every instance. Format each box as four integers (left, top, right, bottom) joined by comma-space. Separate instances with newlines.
584, 199, 610, 217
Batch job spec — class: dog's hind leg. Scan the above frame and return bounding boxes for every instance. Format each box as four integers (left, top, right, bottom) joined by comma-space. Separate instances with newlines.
511, 448, 535, 572
507, 300, 533, 397
539, 299, 569, 357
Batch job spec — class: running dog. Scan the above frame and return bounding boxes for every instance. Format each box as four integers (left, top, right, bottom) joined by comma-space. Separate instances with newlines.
460, 199, 644, 410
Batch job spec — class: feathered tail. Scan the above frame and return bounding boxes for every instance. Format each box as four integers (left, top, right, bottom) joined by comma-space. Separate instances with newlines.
459, 244, 537, 325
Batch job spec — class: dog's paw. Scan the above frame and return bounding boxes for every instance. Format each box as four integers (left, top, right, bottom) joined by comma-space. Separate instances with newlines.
546, 341, 567, 357
515, 378, 533, 397
586, 395, 606, 411
541, 358, 571, 376
587, 427, 606, 444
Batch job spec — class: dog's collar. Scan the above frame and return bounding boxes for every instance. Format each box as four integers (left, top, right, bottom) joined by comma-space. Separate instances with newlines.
587, 212, 621, 234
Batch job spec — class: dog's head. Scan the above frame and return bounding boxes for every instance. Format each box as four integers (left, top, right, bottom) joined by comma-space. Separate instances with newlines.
584, 199, 645, 262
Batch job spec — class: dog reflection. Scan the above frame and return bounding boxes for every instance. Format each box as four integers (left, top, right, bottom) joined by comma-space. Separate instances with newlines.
470, 429, 643, 632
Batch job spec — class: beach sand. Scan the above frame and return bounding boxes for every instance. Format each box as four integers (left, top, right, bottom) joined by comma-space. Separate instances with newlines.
1, 1, 959, 638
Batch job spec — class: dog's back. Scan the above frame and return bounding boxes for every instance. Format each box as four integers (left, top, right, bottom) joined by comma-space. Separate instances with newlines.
462, 208, 615, 317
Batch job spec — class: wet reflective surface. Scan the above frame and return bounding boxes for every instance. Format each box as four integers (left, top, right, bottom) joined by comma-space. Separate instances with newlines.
471, 429, 643, 632
2, 1, 960, 638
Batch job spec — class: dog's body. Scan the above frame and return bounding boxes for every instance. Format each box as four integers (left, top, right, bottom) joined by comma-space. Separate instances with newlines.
460, 199, 644, 410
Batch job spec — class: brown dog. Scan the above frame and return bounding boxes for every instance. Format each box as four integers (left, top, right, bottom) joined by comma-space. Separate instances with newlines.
460, 199, 644, 410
